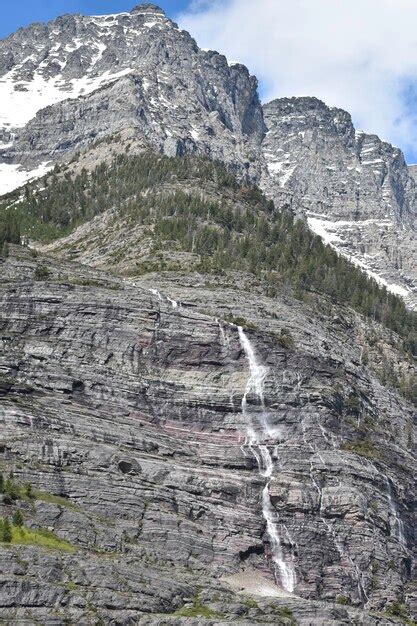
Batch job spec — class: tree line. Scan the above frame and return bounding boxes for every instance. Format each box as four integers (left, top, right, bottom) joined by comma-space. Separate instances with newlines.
0, 151, 415, 351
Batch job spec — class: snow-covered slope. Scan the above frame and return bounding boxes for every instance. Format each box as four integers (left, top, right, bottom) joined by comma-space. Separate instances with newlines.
0, 6, 175, 131
0, 161, 52, 196
0, 62, 132, 131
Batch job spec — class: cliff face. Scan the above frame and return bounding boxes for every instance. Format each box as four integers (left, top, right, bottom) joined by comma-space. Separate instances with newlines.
261, 97, 417, 308
0, 246, 414, 623
0, 4, 264, 185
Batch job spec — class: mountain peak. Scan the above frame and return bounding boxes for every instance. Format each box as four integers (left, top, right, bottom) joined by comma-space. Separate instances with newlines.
130, 3, 166, 15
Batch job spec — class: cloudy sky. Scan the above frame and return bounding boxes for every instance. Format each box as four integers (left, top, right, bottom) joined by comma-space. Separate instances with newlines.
2, 0, 417, 162
180, 0, 417, 163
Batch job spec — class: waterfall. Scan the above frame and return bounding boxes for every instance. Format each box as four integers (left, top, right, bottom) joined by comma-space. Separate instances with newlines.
150, 288, 163, 301
238, 327, 274, 439
216, 318, 228, 349
150, 288, 179, 308
384, 476, 407, 548
167, 297, 178, 308
364, 459, 407, 549
309, 456, 368, 604
238, 325, 296, 593
262, 483, 297, 593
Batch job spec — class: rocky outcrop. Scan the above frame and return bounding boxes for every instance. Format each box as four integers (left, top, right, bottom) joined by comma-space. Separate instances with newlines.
261, 97, 417, 308
0, 246, 414, 623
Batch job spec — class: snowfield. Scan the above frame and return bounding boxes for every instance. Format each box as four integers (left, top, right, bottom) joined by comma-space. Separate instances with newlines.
0, 161, 53, 196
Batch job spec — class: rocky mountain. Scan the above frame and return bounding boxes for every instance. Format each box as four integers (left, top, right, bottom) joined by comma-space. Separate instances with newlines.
262, 97, 417, 308
0, 5, 416, 307
0, 4, 416, 625
0, 5, 415, 308
408, 164, 417, 182
0, 3, 263, 191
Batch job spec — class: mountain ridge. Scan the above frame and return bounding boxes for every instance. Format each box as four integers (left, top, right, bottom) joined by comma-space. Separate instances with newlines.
0, 4, 415, 307
261, 96, 416, 306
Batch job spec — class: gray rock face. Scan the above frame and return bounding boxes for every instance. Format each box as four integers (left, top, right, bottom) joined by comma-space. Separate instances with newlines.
408, 164, 417, 182
0, 5, 264, 181
0, 246, 415, 623
261, 97, 417, 308
0, 6, 416, 624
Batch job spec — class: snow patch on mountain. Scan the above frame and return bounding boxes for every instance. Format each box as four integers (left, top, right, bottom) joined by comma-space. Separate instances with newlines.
0, 161, 53, 196
0, 67, 133, 130
307, 215, 411, 299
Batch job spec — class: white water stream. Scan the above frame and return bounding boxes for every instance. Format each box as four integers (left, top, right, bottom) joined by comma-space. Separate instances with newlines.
365, 460, 407, 549
149, 288, 179, 308
237, 325, 296, 593
384, 476, 407, 548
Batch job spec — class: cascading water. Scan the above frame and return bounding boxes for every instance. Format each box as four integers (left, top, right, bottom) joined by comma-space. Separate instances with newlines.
149, 288, 179, 308
384, 476, 407, 548
302, 402, 369, 604
149, 288, 163, 301
262, 484, 297, 593
237, 325, 296, 593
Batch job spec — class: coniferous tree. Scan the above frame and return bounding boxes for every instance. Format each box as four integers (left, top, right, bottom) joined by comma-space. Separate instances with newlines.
1, 518, 12, 543
12, 510, 23, 528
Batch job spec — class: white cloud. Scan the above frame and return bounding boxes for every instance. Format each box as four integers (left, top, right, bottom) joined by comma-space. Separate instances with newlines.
179, 0, 417, 161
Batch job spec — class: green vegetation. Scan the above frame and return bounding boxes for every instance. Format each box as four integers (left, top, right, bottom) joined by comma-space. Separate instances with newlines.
173, 597, 222, 618
344, 393, 361, 415
398, 374, 416, 405
341, 439, 381, 461
0, 518, 12, 543
32, 490, 79, 511
0, 212, 20, 255
34, 264, 51, 280
377, 360, 417, 406
61, 277, 121, 289
0, 472, 19, 503
66, 581, 78, 591
243, 598, 259, 609
274, 328, 295, 349
0, 472, 77, 509
383, 601, 415, 625
0, 472, 33, 504
0, 153, 239, 243
223, 314, 258, 330
271, 604, 295, 622
336, 595, 350, 605
12, 510, 24, 527
0, 471, 78, 551
1, 152, 415, 348
0, 519, 76, 552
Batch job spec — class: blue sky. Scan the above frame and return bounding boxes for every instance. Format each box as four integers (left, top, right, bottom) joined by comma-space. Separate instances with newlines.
0, 1, 190, 39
